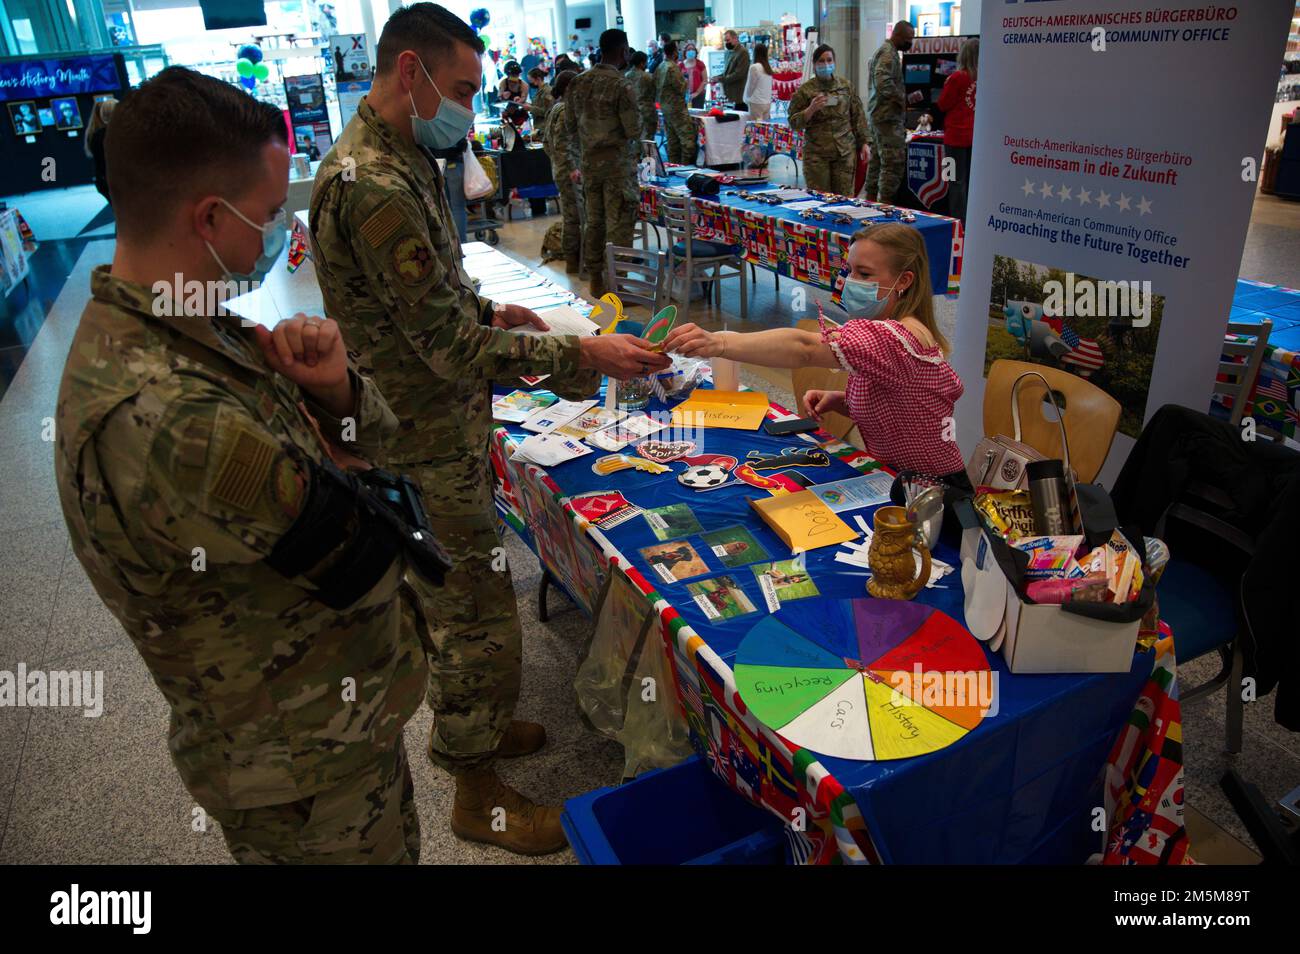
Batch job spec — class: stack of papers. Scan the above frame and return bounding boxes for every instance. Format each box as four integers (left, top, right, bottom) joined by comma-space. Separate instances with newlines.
520, 399, 598, 433
820, 205, 886, 220
833, 514, 954, 587
510, 433, 592, 466
780, 199, 826, 212
767, 189, 813, 201
506, 304, 600, 338
492, 389, 557, 423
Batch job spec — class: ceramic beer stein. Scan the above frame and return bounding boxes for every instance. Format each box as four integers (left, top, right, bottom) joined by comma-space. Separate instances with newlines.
867, 505, 932, 600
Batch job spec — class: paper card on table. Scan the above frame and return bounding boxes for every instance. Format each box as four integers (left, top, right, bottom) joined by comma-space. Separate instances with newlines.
644, 503, 704, 541
807, 472, 895, 512
749, 490, 858, 552
780, 199, 826, 212
520, 399, 598, 433
700, 525, 770, 568
492, 388, 558, 423
639, 541, 709, 584
519, 374, 549, 386
750, 559, 820, 611
819, 205, 885, 219
569, 491, 642, 529
479, 276, 546, 296
671, 390, 769, 431
616, 413, 669, 438
768, 189, 812, 201
688, 575, 759, 622
508, 304, 601, 338
509, 433, 593, 466
552, 407, 625, 440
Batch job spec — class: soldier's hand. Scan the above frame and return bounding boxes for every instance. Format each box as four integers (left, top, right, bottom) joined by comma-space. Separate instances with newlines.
491, 302, 549, 332
662, 323, 723, 359
859, 143, 871, 163
807, 93, 828, 115
580, 334, 673, 380
907, 90, 925, 105
254, 313, 352, 413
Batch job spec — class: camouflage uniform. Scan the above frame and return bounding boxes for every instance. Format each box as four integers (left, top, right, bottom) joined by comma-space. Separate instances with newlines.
531, 82, 555, 140
655, 60, 696, 166
788, 74, 869, 197
867, 40, 907, 202
309, 98, 600, 773
632, 69, 659, 143
544, 99, 583, 263
565, 64, 640, 273
55, 267, 429, 864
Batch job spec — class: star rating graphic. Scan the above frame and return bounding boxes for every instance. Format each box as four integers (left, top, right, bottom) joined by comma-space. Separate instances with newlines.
1021, 182, 1151, 216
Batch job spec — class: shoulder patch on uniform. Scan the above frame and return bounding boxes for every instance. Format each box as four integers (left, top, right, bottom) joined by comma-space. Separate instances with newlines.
391, 236, 435, 285
210, 425, 277, 512
359, 198, 406, 249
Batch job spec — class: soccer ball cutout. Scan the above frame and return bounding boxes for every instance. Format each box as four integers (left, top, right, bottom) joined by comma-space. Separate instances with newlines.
679, 463, 731, 489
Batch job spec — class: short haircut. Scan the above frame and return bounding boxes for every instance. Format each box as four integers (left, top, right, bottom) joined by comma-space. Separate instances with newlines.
599, 28, 628, 57
376, 2, 483, 74
630, 51, 647, 69
528, 67, 546, 81
725, 29, 738, 39
105, 66, 286, 242
663, 40, 678, 60
893, 20, 915, 35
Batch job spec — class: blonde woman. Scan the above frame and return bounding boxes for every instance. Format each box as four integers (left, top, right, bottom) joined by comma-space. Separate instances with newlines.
84, 97, 116, 203
663, 223, 966, 481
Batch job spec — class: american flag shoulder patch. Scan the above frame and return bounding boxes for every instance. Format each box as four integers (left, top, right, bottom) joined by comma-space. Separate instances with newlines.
359, 198, 406, 249
210, 426, 277, 512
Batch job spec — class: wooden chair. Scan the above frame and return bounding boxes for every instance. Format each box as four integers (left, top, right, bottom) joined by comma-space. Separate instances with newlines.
658, 192, 748, 325
983, 359, 1120, 483
604, 245, 668, 315
1217, 317, 1273, 431
792, 318, 862, 448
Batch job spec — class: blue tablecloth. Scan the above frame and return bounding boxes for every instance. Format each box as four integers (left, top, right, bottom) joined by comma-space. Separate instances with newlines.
645, 176, 960, 297
496, 387, 1150, 863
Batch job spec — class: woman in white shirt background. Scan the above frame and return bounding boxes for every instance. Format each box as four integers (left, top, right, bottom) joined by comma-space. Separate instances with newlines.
744, 43, 774, 121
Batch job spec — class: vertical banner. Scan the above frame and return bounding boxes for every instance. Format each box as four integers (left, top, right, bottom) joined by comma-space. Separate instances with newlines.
329, 33, 373, 122
284, 73, 333, 161
953, 2, 1293, 479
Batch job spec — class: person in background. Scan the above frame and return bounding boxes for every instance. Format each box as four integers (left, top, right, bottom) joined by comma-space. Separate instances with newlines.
711, 29, 750, 109
628, 50, 658, 143
788, 44, 869, 196
657, 41, 696, 165
553, 52, 578, 76
543, 70, 583, 273
743, 43, 773, 122
936, 37, 977, 222
681, 42, 707, 108
663, 223, 964, 482
866, 20, 921, 203
565, 28, 642, 298
84, 97, 116, 204
648, 33, 670, 74
525, 66, 555, 139
498, 58, 527, 105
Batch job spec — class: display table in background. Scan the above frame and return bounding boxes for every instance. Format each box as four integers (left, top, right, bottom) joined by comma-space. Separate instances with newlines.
690, 109, 747, 166
638, 176, 963, 295
1219, 278, 1300, 440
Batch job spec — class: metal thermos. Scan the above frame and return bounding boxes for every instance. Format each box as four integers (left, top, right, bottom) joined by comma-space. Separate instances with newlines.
1027, 459, 1068, 535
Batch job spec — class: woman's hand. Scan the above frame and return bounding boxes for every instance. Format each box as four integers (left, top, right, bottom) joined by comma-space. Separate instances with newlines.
663, 323, 724, 359
806, 92, 828, 116
803, 388, 847, 421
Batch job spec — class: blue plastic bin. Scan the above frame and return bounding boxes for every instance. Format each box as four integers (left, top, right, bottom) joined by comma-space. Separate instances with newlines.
562, 756, 790, 865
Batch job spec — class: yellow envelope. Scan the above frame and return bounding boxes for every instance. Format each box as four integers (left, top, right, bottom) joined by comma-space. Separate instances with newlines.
670, 389, 769, 430
749, 491, 859, 552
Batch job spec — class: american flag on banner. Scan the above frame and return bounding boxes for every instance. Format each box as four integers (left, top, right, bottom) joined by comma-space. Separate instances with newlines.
1058, 323, 1105, 373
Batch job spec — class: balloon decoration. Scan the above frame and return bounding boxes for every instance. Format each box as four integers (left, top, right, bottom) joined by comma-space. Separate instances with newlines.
235, 44, 267, 93
479, 34, 491, 49
469, 7, 491, 32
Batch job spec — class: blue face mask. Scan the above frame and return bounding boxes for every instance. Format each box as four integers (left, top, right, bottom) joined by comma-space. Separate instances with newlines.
686, 50, 697, 61
815, 63, 835, 80
207, 200, 287, 285
410, 58, 475, 150
841, 274, 901, 318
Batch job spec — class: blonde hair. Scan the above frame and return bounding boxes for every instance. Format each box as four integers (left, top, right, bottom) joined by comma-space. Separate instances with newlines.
957, 38, 979, 82
850, 222, 949, 353
84, 97, 116, 157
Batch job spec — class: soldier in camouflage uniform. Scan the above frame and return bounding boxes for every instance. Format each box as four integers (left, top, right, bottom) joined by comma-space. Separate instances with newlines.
788, 44, 869, 197
54, 66, 434, 864
564, 28, 640, 299
543, 70, 583, 273
308, 4, 670, 855
866, 21, 915, 203
525, 67, 555, 140
627, 51, 659, 144
656, 41, 696, 167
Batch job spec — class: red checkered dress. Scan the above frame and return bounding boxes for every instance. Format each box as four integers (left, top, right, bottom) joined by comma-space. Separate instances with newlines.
818, 315, 965, 475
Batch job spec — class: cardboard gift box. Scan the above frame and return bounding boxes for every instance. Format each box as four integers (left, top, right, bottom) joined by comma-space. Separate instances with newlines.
957, 500, 1153, 674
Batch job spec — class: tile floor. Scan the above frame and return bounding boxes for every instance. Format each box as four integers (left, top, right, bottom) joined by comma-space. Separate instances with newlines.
0, 182, 1296, 865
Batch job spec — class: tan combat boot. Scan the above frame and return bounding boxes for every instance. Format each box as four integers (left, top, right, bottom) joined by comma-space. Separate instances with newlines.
451, 767, 568, 855
428, 719, 547, 762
